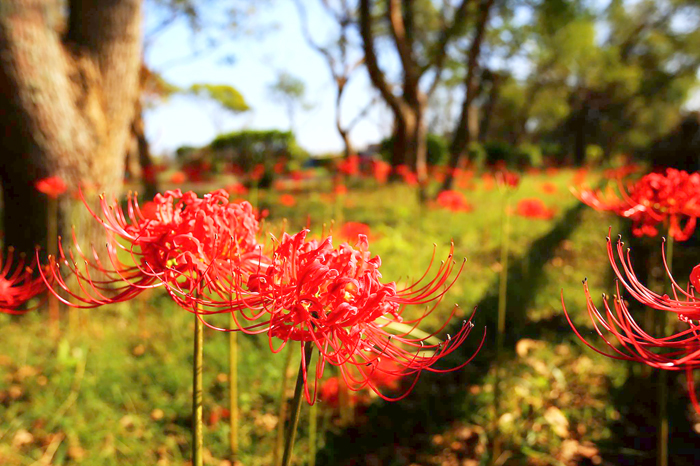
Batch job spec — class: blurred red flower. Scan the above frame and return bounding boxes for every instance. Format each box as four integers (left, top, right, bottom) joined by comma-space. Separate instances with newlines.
372, 160, 391, 184
225, 183, 248, 196
279, 194, 296, 207
435, 190, 473, 212
540, 182, 558, 194
515, 198, 555, 220
337, 222, 372, 243
0, 247, 48, 315
251, 164, 266, 182
35, 177, 67, 198
338, 155, 360, 176
170, 171, 186, 184
573, 168, 700, 241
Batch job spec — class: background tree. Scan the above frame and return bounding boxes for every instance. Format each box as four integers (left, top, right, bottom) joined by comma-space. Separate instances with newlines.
293, 0, 370, 160
269, 71, 309, 134
359, 0, 480, 197
0, 0, 142, 256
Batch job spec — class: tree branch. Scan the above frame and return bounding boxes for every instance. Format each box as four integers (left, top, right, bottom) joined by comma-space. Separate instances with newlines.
387, 0, 418, 91
426, 0, 474, 97
359, 0, 402, 115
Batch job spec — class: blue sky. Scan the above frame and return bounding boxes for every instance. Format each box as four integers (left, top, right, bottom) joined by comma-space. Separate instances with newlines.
143, 0, 700, 158
144, 1, 391, 157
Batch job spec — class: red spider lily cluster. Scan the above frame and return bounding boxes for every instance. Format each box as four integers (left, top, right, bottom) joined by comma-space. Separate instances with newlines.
563, 233, 700, 413
435, 190, 473, 213
226, 230, 483, 403
41, 187, 483, 405
0, 247, 48, 315
573, 168, 700, 241
515, 198, 555, 220
41, 189, 263, 309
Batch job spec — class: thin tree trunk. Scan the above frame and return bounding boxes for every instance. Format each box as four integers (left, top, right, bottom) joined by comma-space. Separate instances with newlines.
441, 0, 494, 193
0, 0, 142, 257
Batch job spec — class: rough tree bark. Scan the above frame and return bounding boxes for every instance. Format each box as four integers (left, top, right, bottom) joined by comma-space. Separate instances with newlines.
0, 0, 142, 257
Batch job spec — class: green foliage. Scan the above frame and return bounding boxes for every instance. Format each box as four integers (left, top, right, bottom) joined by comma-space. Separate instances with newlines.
209, 129, 307, 184
379, 133, 448, 166
188, 83, 250, 113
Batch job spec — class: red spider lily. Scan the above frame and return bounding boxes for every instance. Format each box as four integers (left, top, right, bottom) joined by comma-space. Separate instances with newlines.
35, 177, 67, 198
225, 183, 249, 196
40, 189, 264, 309
337, 222, 372, 243
435, 190, 473, 213
170, 171, 186, 184
251, 164, 266, 182
540, 182, 558, 194
495, 170, 520, 190
0, 247, 48, 315
481, 173, 495, 191
142, 165, 158, 184
563, 233, 700, 413
274, 159, 287, 175
333, 184, 348, 196
279, 194, 296, 207
320, 360, 401, 409
515, 198, 555, 220
603, 164, 640, 180
571, 168, 588, 187
221, 230, 485, 404
372, 160, 391, 184
338, 155, 360, 176
573, 168, 700, 241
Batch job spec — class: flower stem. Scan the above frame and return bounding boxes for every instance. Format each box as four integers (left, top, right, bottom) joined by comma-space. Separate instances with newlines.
493, 194, 511, 464
657, 234, 673, 466
274, 344, 295, 466
308, 400, 317, 466
281, 342, 314, 466
47, 197, 59, 338
193, 314, 204, 466
229, 313, 239, 464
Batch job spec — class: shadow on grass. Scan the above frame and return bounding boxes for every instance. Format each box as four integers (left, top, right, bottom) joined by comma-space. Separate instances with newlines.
316, 202, 591, 465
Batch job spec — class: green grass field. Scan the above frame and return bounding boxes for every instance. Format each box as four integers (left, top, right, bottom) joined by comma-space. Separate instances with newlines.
3, 169, 698, 466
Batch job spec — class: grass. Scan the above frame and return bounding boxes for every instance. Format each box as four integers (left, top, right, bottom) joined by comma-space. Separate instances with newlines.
2, 168, 697, 465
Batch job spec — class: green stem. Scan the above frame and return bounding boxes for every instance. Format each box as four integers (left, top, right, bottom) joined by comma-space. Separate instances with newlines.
657, 234, 673, 466
274, 345, 295, 466
193, 314, 204, 466
309, 400, 317, 466
229, 314, 239, 464
493, 194, 511, 465
47, 197, 59, 337
281, 342, 314, 466
497, 196, 511, 351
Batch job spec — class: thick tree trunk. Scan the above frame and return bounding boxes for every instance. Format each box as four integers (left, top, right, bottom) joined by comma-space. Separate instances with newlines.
0, 0, 142, 257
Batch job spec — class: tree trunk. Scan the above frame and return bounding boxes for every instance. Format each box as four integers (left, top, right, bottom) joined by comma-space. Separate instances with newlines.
0, 0, 142, 257
441, 0, 494, 193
